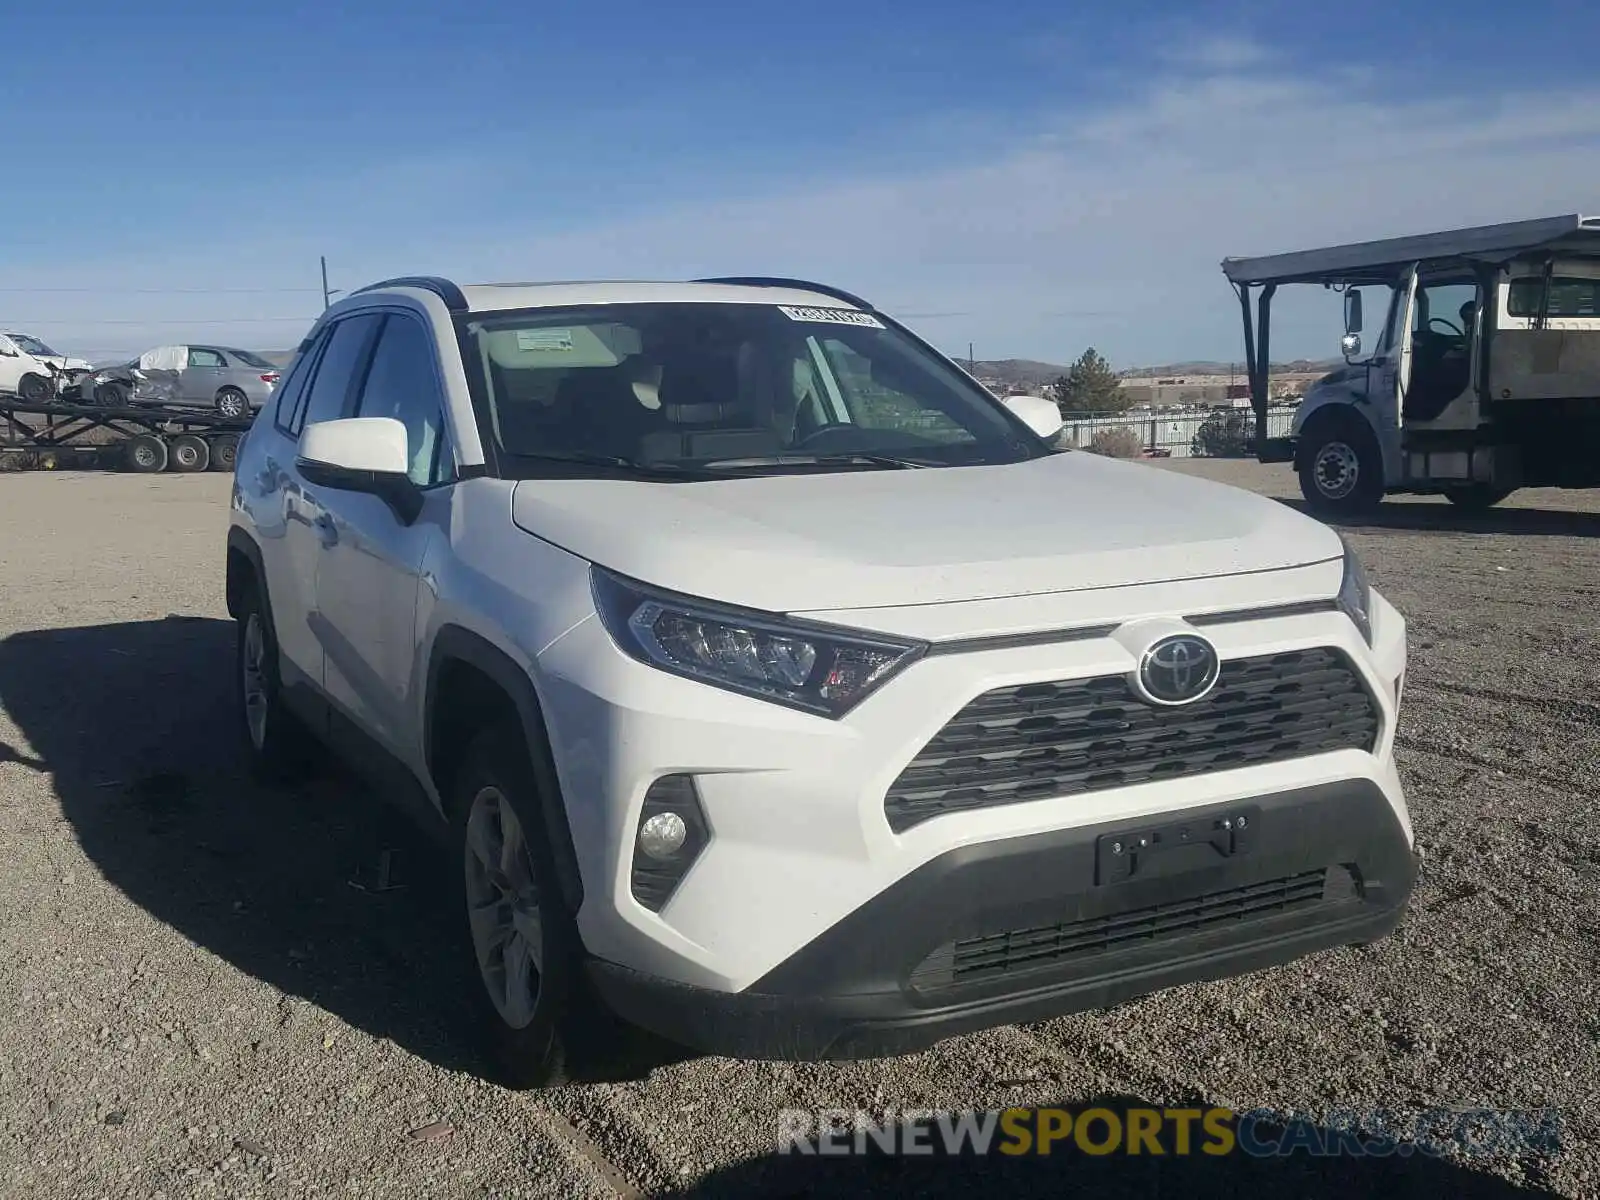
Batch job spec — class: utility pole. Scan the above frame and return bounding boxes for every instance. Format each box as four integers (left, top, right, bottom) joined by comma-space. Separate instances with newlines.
321, 256, 332, 310
968, 342, 975, 370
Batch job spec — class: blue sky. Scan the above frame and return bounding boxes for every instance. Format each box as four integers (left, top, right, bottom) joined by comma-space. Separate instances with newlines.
5, 0, 1600, 366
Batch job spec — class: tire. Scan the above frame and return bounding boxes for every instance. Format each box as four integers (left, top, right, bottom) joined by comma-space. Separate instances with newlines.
453, 722, 590, 1089
124, 434, 169, 473
169, 434, 210, 473
1444, 484, 1514, 511
1297, 411, 1385, 516
17, 373, 51, 403
234, 577, 318, 783
215, 388, 249, 419
207, 434, 240, 473
95, 382, 131, 407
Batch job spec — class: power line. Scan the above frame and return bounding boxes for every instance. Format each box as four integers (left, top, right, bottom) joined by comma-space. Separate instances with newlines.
0, 316, 315, 326
0, 286, 322, 295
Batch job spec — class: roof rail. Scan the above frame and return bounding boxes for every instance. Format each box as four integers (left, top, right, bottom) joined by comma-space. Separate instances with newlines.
351, 275, 469, 312
693, 276, 874, 310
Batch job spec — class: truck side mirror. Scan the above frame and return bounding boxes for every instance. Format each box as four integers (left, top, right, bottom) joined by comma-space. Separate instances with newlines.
1340, 332, 1362, 359
1343, 289, 1363, 334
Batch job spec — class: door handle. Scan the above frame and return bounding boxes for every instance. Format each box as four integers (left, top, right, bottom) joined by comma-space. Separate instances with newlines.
313, 513, 338, 546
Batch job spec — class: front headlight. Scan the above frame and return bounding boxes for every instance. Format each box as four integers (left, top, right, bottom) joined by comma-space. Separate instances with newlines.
591, 567, 926, 718
1336, 536, 1374, 646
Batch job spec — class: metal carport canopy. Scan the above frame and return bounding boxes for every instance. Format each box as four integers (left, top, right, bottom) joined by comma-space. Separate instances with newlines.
1220, 214, 1600, 287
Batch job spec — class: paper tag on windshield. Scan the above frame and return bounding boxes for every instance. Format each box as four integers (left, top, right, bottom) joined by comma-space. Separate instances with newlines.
516, 329, 574, 352
776, 305, 885, 329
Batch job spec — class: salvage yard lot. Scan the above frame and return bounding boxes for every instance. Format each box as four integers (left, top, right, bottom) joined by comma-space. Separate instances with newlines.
1, 460, 1597, 1199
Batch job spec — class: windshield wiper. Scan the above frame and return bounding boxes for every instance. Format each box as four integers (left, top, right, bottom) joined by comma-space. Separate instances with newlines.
512, 451, 706, 478
699, 453, 933, 471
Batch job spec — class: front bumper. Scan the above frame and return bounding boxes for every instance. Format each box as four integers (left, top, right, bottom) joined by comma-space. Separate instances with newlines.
588, 778, 1416, 1059
531, 564, 1409, 998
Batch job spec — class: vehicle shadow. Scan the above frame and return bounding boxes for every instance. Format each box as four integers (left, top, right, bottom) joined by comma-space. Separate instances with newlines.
1274, 496, 1600, 538
678, 1094, 1558, 1198
0, 615, 683, 1085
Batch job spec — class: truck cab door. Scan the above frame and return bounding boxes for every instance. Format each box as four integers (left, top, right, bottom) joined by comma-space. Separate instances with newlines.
1390, 264, 1420, 433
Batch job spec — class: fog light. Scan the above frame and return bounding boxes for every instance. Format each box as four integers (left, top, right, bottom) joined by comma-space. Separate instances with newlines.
637, 811, 688, 860
630, 775, 710, 912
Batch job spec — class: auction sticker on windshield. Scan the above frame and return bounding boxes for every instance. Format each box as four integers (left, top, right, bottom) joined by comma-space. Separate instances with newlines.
777, 306, 886, 329
516, 329, 575, 352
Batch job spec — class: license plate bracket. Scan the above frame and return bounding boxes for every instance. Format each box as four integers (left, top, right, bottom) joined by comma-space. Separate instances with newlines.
1094, 805, 1259, 886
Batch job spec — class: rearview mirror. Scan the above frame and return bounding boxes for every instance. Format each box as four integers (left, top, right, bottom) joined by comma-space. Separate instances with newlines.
296, 417, 422, 523
1000, 393, 1065, 442
0, 345, 17, 358
1343, 289, 1363, 334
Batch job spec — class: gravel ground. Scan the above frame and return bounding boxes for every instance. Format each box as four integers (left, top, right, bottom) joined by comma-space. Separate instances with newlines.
0, 462, 1597, 1198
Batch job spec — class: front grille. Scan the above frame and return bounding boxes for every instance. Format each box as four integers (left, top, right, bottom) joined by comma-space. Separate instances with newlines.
911, 868, 1338, 987
885, 647, 1378, 832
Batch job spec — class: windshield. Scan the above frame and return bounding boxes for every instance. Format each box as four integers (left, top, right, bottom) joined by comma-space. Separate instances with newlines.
7, 333, 59, 358
223, 347, 277, 369
456, 302, 1043, 478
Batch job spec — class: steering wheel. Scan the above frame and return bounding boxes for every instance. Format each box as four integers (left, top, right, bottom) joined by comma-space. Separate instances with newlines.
1427, 317, 1464, 339
790, 422, 858, 450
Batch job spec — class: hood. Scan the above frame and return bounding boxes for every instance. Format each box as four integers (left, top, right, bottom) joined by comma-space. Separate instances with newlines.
510, 453, 1344, 613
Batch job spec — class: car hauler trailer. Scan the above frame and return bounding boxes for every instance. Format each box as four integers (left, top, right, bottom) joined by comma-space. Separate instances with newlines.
0, 395, 252, 473
1222, 213, 1600, 514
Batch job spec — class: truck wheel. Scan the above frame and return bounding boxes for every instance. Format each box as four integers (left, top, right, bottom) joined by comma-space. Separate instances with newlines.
215, 388, 249, 419
125, 434, 169, 473
453, 722, 590, 1090
207, 434, 240, 472
1297, 412, 1384, 516
1444, 484, 1514, 511
17, 373, 51, 403
169, 434, 210, 473
236, 579, 319, 783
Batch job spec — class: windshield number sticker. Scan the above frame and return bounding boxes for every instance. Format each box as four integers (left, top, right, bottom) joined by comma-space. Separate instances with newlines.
516, 329, 575, 352
777, 306, 885, 329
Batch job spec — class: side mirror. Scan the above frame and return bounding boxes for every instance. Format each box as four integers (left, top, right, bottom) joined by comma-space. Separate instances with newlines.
1000, 393, 1065, 442
1343, 289, 1363, 334
1340, 332, 1362, 359
296, 417, 422, 523
0, 346, 17, 358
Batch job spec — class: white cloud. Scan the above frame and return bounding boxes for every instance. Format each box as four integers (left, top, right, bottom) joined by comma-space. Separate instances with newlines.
14, 39, 1600, 366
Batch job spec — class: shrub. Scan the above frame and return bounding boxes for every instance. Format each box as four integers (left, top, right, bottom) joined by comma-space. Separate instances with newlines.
1085, 426, 1144, 459
1192, 410, 1252, 458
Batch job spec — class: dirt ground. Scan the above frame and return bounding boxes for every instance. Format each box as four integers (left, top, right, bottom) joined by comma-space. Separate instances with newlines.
1, 461, 1597, 1198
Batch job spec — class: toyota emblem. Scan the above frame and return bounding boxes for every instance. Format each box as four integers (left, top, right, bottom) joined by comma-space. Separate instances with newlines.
1134, 633, 1221, 706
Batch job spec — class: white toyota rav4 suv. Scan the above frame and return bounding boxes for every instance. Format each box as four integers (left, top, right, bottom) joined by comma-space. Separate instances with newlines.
225, 275, 1416, 1088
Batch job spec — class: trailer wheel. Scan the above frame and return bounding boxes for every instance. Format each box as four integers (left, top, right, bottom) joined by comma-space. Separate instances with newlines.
207, 434, 240, 473
1297, 410, 1384, 516
17, 373, 51, 403
215, 388, 249, 419
125, 434, 169, 474
169, 434, 210, 473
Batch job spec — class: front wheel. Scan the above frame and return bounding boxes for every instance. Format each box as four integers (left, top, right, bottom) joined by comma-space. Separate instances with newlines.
235, 582, 318, 783
17, 373, 51, 403
453, 723, 591, 1089
1297, 414, 1385, 516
